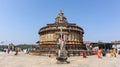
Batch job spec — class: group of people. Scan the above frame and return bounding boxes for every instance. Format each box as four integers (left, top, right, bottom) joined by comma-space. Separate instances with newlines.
6, 48, 19, 55
82, 48, 117, 59
97, 48, 117, 59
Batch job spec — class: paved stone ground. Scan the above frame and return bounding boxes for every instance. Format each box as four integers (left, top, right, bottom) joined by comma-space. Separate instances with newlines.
0, 52, 120, 67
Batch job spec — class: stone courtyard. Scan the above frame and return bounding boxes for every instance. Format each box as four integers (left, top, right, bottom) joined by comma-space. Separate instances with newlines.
0, 52, 120, 67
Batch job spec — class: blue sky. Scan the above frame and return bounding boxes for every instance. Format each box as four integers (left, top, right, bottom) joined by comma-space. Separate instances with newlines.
0, 0, 120, 45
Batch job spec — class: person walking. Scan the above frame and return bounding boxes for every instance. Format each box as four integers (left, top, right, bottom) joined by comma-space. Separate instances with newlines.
110, 49, 114, 57
7, 48, 10, 54
114, 48, 117, 57
98, 49, 102, 58
94, 49, 97, 55
14, 48, 18, 55
102, 49, 106, 56
83, 50, 87, 58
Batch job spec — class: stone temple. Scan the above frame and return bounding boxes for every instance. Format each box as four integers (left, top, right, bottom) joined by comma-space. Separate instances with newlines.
37, 10, 84, 56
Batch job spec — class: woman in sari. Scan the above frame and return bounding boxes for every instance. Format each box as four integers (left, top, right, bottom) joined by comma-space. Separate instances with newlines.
83, 50, 87, 58
110, 49, 114, 57
98, 49, 102, 58
14, 48, 18, 55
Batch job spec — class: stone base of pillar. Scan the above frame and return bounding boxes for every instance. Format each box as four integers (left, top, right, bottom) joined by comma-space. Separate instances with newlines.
56, 60, 70, 64
56, 56, 70, 64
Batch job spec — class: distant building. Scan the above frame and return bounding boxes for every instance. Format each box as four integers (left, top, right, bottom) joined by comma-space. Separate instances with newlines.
37, 10, 84, 56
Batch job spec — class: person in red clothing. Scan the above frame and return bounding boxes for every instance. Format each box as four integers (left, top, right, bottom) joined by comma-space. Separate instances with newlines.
94, 49, 97, 55
97, 49, 102, 58
83, 50, 87, 58
14, 48, 18, 55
